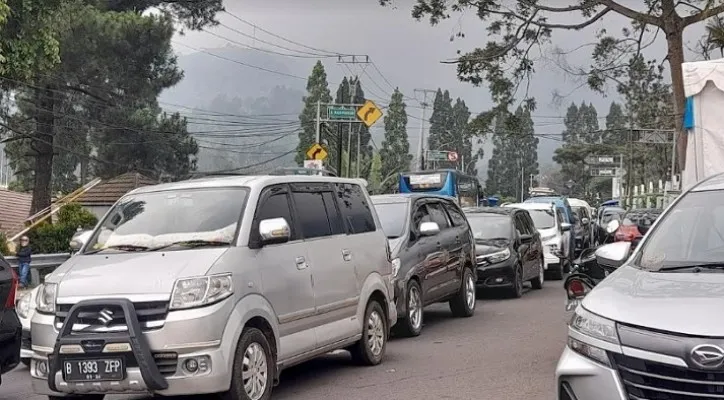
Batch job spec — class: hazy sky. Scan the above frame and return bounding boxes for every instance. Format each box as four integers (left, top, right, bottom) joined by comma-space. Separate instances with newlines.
172, 0, 711, 171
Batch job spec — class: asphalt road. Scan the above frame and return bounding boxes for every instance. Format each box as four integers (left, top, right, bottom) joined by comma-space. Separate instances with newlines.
0, 281, 568, 400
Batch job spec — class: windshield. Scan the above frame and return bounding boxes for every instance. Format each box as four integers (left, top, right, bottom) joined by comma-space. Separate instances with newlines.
373, 202, 408, 239
527, 209, 555, 229
601, 209, 624, 224
635, 191, 724, 271
84, 188, 248, 253
466, 214, 512, 240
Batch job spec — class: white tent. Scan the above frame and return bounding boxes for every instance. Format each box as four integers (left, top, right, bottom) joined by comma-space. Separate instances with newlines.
682, 58, 724, 189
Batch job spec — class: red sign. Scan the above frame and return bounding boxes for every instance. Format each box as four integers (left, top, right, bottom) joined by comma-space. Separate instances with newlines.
447, 151, 459, 162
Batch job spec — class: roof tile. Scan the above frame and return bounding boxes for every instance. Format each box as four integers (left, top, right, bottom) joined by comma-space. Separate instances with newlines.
76, 172, 157, 205
0, 189, 32, 237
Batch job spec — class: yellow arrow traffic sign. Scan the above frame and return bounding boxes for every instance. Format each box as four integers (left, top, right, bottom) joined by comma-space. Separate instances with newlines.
306, 143, 328, 160
356, 100, 383, 127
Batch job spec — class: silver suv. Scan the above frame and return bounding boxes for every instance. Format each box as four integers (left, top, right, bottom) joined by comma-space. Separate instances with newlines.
556, 173, 724, 400
30, 175, 396, 400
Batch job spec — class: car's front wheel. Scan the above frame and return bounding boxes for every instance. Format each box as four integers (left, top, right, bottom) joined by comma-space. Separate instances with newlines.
508, 263, 524, 298
531, 258, 544, 290
223, 327, 274, 400
394, 280, 423, 337
449, 267, 476, 317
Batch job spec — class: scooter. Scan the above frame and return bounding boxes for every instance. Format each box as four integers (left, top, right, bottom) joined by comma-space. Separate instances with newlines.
564, 220, 626, 311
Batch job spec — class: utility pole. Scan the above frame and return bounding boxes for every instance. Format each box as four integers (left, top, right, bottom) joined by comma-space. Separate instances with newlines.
315, 100, 321, 144
337, 55, 370, 178
414, 89, 436, 171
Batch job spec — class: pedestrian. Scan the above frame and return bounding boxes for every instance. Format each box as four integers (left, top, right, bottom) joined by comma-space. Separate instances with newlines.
16, 235, 32, 288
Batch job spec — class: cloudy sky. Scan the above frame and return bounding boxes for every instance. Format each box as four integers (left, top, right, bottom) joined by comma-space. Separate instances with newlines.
171, 0, 712, 171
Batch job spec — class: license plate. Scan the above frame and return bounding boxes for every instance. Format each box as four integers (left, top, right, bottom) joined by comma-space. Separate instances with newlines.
63, 358, 124, 382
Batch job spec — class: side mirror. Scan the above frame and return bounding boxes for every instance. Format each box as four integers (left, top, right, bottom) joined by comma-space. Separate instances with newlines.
519, 233, 533, 243
606, 220, 620, 234
581, 217, 590, 225
595, 241, 631, 268
561, 223, 572, 232
69, 230, 93, 252
419, 221, 440, 236
259, 218, 291, 246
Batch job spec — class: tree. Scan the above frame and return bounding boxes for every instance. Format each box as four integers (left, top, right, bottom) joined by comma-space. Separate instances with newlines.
426, 89, 453, 156
1, 0, 221, 212
603, 102, 627, 145
379, 88, 411, 192
297, 61, 332, 166
486, 107, 538, 200
368, 152, 383, 194
381, 0, 724, 172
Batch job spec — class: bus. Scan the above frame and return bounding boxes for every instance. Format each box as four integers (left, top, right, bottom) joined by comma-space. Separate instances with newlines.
399, 170, 483, 207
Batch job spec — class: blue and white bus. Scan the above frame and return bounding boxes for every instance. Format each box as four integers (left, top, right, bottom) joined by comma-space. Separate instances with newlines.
399, 169, 483, 207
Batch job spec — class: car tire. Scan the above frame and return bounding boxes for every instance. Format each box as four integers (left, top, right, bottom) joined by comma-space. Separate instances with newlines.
449, 267, 476, 317
394, 281, 423, 337
222, 327, 274, 400
350, 300, 387, 366
49, 396, 105, 400
508, 264, 524, 298
531, 258, 544, 290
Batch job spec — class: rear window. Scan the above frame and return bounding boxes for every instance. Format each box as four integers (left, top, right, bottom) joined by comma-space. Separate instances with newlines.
402, 173, 447, 191
336, 183, 376, 234
373, 202, 408, 239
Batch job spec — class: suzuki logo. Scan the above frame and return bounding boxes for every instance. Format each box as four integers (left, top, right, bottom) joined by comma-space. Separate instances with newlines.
691, 344, 724, 369
97, 308, 114, 326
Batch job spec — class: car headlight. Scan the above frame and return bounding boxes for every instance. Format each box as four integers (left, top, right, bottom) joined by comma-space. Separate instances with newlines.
486, 248, 511, 264
170, 274, 233, 311
391, 258, 400, 279
568, 307, 618, 366
36, 283, 57, 314
16, 292, 31, 319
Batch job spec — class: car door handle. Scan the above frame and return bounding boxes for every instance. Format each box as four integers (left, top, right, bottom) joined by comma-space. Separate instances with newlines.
295, 256, 308, 270
342, 249, 352, 262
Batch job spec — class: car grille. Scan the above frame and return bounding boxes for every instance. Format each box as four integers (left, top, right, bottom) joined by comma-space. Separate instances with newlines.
55, 301, 169, 332
153, 352, 178, 376
612, 353, 724, 399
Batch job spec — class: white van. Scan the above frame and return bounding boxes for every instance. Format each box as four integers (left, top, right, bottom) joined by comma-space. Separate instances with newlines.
503, 202, 571, 279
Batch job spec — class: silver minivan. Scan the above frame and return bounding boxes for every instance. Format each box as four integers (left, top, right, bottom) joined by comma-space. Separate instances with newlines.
556, 173, 724, 400
30, 175, 397, 400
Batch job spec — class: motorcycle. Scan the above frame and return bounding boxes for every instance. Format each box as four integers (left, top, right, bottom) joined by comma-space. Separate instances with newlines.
564, 220, 632, 311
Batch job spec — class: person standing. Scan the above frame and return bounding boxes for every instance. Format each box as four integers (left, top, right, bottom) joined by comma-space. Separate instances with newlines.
16, 236, 32, 288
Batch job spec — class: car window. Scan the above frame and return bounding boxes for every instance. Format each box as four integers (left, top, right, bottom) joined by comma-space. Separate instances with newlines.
514, 213, 531, 235
527, 209, 555, 229
522, 212, 537, 234
373, 201, 408, 239
322, 191, 345, 235
444, 202, 468, 227
411, 203, 432, 240
336, 183, 376, 234
556, 209, 564, 227
292, 191, 333, 239
426, 202, 451, 230
252, 188, 297, 243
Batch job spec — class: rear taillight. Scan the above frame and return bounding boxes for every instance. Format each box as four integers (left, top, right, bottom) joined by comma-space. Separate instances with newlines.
614, 225, 640, 242
566, 279, 588, 299
6, 268, 18, 309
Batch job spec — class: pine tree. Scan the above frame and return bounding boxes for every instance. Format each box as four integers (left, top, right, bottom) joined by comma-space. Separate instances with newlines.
603, 102, 627, 145
450, 98, 473, 173
296, 61, 332, 166
368, 152, 383, 194
426, 89, 453, 167
379, 88, 411, 192
579, 102, 601, 143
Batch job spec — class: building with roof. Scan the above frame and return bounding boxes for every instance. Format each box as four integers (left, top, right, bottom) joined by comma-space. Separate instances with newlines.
75, 172, 157, 219
0, 188, 32, 238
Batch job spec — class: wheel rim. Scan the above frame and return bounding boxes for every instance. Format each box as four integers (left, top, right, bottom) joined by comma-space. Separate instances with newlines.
465, 273, 475, 310
367, 310, 385, 356
539, 260, 545, 284
242, 342, 268, 400
408, 286, 422, 330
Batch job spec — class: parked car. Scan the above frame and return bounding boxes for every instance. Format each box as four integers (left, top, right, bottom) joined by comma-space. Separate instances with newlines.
15, 286, 38, 367
0, 254, 21, 386
371, 194, 477, 337
555, 171, 724, 400
594, 206, 626, 245
504, 202, 572, 280
611, 208, 663, 249
524, 196, 576, 270
30, 175, 397, 400
571, 206, 592, 253
464, 207, 544, 298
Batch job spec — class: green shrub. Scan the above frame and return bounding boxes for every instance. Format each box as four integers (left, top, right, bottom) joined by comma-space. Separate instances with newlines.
27, 203, 98, 254
0, 233, 9, 256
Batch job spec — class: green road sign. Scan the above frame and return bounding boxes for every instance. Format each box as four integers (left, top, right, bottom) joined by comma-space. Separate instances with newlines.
328, 106, 356, 120
427, 151, 449, 161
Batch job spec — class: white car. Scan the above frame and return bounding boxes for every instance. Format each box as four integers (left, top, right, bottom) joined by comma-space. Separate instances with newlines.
503, 202, 571, 280
15, 286, 39, 367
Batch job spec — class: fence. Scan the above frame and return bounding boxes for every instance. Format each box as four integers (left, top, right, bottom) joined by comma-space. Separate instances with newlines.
627, 176, 681, 210
6, 253, 71, 286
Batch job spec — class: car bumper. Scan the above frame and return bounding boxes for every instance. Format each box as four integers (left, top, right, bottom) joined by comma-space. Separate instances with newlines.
0, 310, 22, 374
555, 346, 626, 400
30, 298, 237, 397
475, 258, 515, 288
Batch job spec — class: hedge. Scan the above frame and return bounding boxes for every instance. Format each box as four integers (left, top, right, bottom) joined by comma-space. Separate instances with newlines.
25, 203, 98, 254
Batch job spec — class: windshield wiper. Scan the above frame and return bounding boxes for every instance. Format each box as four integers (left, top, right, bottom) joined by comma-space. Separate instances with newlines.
149, 240, 231, 251
657, 263, 724, 272
84, 244, 150, 254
